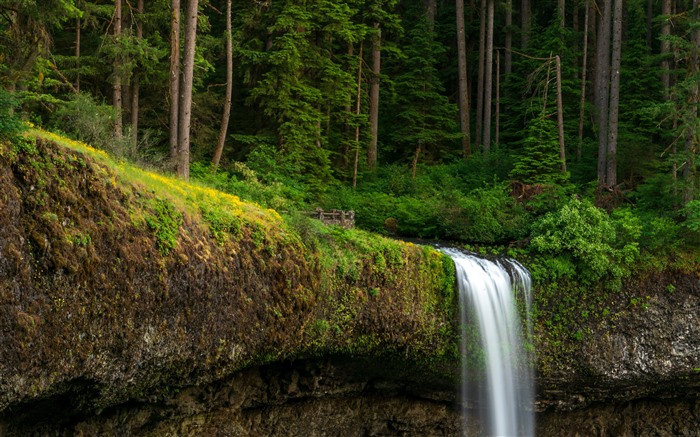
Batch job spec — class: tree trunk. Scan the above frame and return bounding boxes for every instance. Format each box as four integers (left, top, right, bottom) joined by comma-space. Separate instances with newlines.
556, 55, 566, 173
683, 0, 699, 202
606, 0, 622, 188
476, 0, 486, 146
577, 0, 590, 160
113, 0, 123, 138
368, 22, 381, 170
177, 0, 199, 180
558, 0, 566, 28
482, 0, 494, 152
661, 0, 672, 98
411, 143, 422, 181
646, 0, 653, 48
521, 0, 531, 49
212, 0, 233, 169
425, 0, 437, 31
543, 55, 552, 114
131, 0, 144, 146
75, 16, 81, 92
595, 0, 612, 186
456, 0, 472, 157
342, 45, 354, 174
495, 50, 500, 147
353, 43, 364, 190
169, 0, 181, 161
505, 0, 512, 74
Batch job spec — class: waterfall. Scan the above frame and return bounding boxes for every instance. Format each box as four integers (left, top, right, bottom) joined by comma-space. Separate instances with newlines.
443, 248, 534, 437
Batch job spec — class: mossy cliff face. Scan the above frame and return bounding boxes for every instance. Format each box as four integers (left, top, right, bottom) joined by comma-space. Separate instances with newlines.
0, 135, 458, 434
532, 268, 700, 435
534, 270, 700, 410
1, 134, 699, 435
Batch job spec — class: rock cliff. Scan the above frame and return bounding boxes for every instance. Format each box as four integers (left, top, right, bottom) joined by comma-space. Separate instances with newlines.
0, 133, 698, 436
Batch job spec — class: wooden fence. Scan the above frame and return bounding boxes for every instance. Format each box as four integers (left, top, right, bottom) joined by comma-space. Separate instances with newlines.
309, 208, 355, 229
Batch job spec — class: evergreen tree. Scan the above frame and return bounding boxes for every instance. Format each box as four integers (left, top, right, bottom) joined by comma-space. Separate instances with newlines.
238, 0, 363, 191
510, 114, 568, 185
387, 14, 460, 178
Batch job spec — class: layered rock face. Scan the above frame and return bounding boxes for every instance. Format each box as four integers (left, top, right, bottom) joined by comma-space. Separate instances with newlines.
535, 270, 700, 436
1, 136, 699, 435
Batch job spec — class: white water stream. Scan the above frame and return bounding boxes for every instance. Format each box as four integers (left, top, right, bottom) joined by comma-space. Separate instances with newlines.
443, 248, 534, 437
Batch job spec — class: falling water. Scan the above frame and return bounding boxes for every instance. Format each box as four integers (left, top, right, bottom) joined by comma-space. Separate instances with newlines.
443, 248, 534, 437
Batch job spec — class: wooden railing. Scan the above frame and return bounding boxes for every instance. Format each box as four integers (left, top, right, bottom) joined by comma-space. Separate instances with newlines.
309, 208, 355, 229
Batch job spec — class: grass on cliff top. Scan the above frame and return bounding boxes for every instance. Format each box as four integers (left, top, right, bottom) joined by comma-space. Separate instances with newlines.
29, 128, 289, 238
25, 128, 437, 262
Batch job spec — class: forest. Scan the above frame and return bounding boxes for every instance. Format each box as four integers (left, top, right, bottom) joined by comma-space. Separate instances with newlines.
0, 0, 699, 279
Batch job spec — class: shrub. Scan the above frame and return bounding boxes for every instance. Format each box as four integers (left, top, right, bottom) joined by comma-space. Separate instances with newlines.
0, 89, 25, 141
51, 92, 118, 151
610, 208, 643, 264
683, 200, 700, 232
640, 216, 681, 252
190, 161, 307, 212
529, 197, 625, 285
439, 184, 530, 243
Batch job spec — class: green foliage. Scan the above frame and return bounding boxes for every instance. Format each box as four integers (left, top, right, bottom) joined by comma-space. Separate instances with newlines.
529, 197, 639, 286
683, 200, 700, 233
50, 92, 117, 150
190, 160, 307, 211
610, 208, 643, 265
326, 175, 529, 243
386, 15, 461, 162
510, 115, 567, 185
439, 184, 530, 243
0, 90, 26, 141
199, 201, 242, 245
238, 0, 362, 192
145, 197, 182, 255
640, 215, 681, 253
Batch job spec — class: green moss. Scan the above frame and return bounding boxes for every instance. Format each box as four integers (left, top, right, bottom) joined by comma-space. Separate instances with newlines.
2, 129, 466, 421
144, 197, 182, 255
199, 201, 242, 244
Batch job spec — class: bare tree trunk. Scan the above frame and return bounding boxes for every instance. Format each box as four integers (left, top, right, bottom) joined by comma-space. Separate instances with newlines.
425, 0, 437, 31
75, 16, 81, 92
661, 0, 672, 98
212, 0, 233, 169
505, 0, 512, 74
558, 0, 566, 28
368, 23, 381, 170
341, 45, 355, 174
683, 0, 699, 202
113, 0, 123, 138
595, 0, 612, 186
577, 0, 590, 160
556, 55, 566, 173
177, 0, 199, 180
606, 0, 623, 188
353, 43, 364, 190
476, 0, 486, 146
131, 0, 144, 146
495, 50, 500, 147
646, 0, 653, 48
456, 0, 472, 157
411, 143, 423, 181
483, 0, 494, 152
169, 0, 181, 161
521, 0, 531, 49
543, 55, 552, 114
